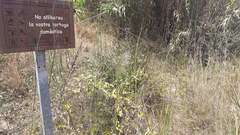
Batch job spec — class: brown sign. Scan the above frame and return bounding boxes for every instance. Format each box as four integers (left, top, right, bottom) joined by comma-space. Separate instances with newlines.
0, 0, 75, 54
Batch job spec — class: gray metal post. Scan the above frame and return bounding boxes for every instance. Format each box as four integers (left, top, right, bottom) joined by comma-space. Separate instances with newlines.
34, 51, 54, 135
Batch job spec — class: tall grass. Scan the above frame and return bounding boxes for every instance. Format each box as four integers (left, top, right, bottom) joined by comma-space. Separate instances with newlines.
1, 0, 240, 134
48, 20, 240, 134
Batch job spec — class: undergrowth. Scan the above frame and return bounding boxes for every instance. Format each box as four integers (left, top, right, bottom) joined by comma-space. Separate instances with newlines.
1, 1, 240, 134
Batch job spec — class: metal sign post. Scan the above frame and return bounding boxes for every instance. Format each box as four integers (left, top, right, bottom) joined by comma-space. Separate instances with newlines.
34, 50, 54, 135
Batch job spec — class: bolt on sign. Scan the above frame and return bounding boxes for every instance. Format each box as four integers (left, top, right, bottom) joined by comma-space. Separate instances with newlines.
0, 0, 75, 54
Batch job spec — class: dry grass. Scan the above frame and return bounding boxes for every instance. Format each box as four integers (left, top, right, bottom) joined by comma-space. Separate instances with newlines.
147, 56, 240, 134
0, 20, 240, 134
115, 49, 240, 135
0, 52, 34, 92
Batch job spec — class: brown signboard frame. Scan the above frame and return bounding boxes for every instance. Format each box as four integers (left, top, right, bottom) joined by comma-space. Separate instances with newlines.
0, 0, 75, 54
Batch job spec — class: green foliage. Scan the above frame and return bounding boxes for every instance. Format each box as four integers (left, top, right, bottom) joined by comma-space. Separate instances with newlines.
100, 2, 125, 17
72, 0, 86, 20
74, 0, 85, 8
77, 43, 148, 134
79, 0, 240, 64
53, 33, 171, 134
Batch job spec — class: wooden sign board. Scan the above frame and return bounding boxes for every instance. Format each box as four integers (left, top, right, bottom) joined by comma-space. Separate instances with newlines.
0, 0, 75, 54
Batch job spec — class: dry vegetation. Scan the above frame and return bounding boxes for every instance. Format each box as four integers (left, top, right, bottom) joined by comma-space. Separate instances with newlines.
1, 0, 240, 134
0, 20, 239, 135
